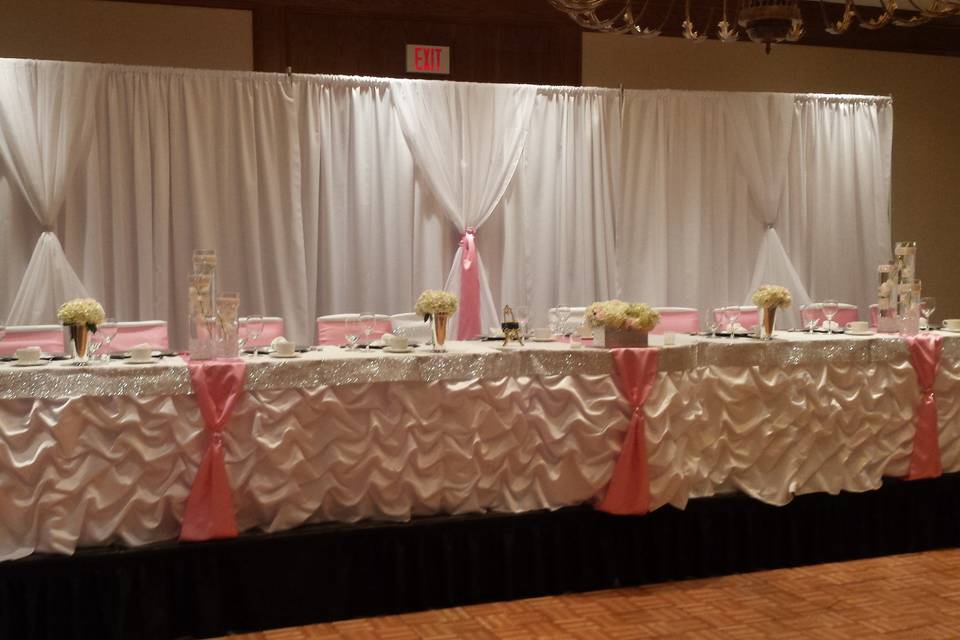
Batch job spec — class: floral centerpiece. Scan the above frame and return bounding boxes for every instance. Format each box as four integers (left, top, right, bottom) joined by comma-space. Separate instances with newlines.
751, 285, 791, 340
585, 300, 659, 348
57, 298, 106, 362
415, 290, 458, 351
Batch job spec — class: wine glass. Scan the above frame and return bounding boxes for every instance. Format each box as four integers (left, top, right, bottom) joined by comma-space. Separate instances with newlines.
556, 305, 571, 337
344, 318, 360, 350
516, 306, 530, 338
359, 312, 376, 349
240, 315, 264, 354
822, 300, 839, 335
727, 306, 741, 336
800, 305, 818, 334
920, 297, 936, 329
89, 319, 118, 362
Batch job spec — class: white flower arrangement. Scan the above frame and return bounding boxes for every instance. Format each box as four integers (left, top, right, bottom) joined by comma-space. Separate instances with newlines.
585, 300, 660, 332
56, 298, 106, 329
415, 289, 459, 319
751, 285, 792, 309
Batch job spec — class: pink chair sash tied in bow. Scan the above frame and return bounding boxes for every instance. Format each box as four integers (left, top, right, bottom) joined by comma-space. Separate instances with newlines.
180, 358, 246, 541
905, 334, 944, 480
457, 227, 481, 340
596, 347, 660, 515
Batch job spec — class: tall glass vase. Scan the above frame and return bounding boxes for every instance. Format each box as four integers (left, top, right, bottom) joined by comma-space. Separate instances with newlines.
216, 292, 240, 358
188, 273, 215, 360
431, 313, 448, 352
761, 307, 777, 340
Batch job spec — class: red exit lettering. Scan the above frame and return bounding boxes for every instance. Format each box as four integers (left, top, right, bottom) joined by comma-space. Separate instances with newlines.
415, 47, 444, 72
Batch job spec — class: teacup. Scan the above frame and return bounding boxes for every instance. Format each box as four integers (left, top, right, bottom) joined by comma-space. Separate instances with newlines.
130, 346, 153, 361
533, 327, 552, 341
846, 321, 869, 332
385, 335, 409, 350
274, 340, 296, 357
943, 319, 960, 331
15, 346, 41, 364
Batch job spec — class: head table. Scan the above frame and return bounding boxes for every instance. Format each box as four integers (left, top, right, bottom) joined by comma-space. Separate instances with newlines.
1, 332, 958, 561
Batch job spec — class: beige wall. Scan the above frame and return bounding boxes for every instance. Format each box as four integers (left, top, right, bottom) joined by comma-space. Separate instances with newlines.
584, 34, 960, 319
0, 0, 252, 70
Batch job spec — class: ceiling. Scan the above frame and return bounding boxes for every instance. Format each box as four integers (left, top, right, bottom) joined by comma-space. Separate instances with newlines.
112, 0, 960, 57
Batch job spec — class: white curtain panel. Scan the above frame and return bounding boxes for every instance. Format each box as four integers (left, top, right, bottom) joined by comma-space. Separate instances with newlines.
487, 87, 621, 328
618, 91, 755, 317
388, 79, 536, 338
0, 60, 102, 324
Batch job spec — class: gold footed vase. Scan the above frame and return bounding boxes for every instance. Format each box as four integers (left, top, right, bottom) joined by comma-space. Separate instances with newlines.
431, 313, 448, 352
761, 307, 777, 340
67, 324, 94, 364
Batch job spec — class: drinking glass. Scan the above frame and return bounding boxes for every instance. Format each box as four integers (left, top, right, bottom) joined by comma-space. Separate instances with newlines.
241, 315, 264, 353
96, 319, 118, 361
556, 305, 571, 337
921, 297, 936, 328
822, 300, 839, 334
704, 310, 718, 337
800, 305, 818, 334
516, 306, 530, 338
344, 318, 360, 350
359, 312, 376, 349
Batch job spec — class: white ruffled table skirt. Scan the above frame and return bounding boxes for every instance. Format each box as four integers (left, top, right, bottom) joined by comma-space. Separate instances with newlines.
1, 334, 958, 561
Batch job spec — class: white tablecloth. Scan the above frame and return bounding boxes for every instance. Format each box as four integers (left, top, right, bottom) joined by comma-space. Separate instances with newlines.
1, 332, 958, 561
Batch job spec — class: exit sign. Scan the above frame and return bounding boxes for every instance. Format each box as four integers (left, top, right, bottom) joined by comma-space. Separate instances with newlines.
406, 44, 450, 75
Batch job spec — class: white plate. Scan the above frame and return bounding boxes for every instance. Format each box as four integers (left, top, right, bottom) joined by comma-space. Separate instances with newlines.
269, 352, 298, 359
126, 358, 158, 364
383, 347, 414, 354
11, 360, 45, 367
845, 330, 875, 336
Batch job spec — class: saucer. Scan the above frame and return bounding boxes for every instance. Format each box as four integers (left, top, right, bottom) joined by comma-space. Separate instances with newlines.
383, 347, 414, 354
11, 360, 45, 367
269, 352, 298, 359
845, 330, 875, 336
126, 358, 158, 364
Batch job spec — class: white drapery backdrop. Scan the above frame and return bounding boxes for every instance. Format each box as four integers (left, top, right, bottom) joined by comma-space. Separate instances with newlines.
0, 60, 892, 345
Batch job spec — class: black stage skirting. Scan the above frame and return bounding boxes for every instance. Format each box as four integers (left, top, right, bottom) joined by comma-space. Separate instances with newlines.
3, 474, 960, 640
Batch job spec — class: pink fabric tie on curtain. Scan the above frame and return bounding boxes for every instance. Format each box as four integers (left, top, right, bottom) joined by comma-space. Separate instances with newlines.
180, 358, 246, 541
596, 347, 659, 515
457, 227, 481, 340
905, 334, 944, 480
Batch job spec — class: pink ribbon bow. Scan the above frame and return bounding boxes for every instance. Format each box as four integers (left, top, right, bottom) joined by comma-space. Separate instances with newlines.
180, 358, 246, 541
596, 347, 659, 515
904, 334, 944, 480
457, 227, 481, 340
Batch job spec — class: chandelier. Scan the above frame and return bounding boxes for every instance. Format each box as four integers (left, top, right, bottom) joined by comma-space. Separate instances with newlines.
548, 0, 960, 53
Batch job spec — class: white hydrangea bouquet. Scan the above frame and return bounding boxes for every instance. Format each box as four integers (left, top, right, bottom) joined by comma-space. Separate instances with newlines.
585, 300, 659, 348
57, 298, 106, 362
751, 285, 791, 340
585, 300, 660, 332
751, 285, 792, 309
415, 289, 459, 321
57, 298, 106, 331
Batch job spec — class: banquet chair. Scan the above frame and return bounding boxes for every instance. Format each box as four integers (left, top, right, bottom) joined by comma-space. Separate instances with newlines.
108, 321, 170, 352
651, 307, 699, 334
390, 312, 433, 344
0, 324, 64, 355
548, 307, 587, 333
801, 303, 859, 329
240, 316, 285, 348
316, 314, 392, 345
714, 306, 761, 331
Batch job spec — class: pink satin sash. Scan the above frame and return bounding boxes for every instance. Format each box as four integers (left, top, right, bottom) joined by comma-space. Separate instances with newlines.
180, 358, 246, 541
905, 334, 944, 480
596, 347, 659, 515
457, 227, 481, 340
